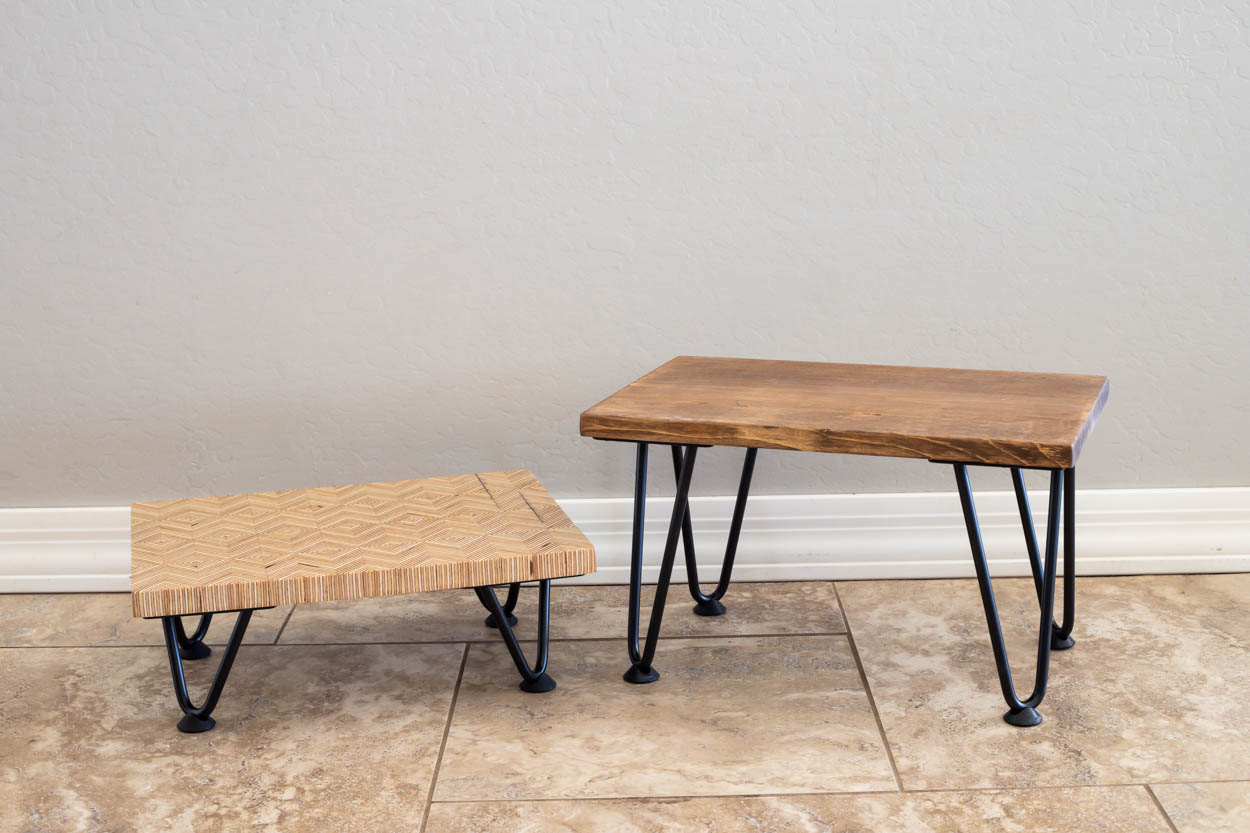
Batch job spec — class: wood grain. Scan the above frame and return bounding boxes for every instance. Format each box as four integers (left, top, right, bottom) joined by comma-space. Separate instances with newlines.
130, 470, 595, 618
580, 356, 1109, 468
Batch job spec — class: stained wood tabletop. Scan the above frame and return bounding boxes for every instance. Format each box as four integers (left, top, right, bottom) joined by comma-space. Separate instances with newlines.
580, 356, 1109, 469
131, 470, 594, 618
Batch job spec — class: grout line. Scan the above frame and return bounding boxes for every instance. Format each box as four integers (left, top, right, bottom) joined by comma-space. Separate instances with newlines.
267, 631, 855, 647
427, 789, 903, 805
271, 606, 297, 645
1144, 785, 1183, 833
863, 779, 1250, 795
426, 780, 1210, 805
0, 631, 855, 650
833, 580, 903, 792
422, 780, 1200, 800
1136, 778, 1250, 786
420, 643, 470, 833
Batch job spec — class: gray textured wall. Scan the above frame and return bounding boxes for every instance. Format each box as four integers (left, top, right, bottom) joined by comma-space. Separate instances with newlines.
2, 1, 1248, 507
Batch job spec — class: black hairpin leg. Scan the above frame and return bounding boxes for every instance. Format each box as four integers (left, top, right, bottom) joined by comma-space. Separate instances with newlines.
624, 442, 700, 684
955, 464, 1068, 727
671, 445, 757, 616
1011, 467, 1076, 650
160, 609, 253, 733
475, 580, 556, 693
171, 614, 213, 660
1058, 468, 1076, 648
480, 582, 520, 628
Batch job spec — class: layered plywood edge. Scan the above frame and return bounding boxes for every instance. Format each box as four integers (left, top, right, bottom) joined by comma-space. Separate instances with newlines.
130, 470, 595, 619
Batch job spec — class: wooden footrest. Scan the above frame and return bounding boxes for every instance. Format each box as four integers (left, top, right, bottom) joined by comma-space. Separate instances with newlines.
134, 470, 591, 731
131, 469, 594, 618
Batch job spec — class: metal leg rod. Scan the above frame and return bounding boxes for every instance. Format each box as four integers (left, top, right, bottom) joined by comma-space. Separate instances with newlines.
171, 613, 213, 660
1010, 467, 1076, 650
160, 608, 252, 734
1057, 469, 1076, 644
1010, 467, 1047, 602
671, 445, 758, 616
955, 463, 1062, 727
480, 581, 521, 628
626, 442, 650, 670
475, 580, 555, 693
625, 443, 699, 683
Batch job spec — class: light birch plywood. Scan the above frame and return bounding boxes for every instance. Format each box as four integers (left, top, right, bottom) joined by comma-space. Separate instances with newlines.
130, 470, 594, 618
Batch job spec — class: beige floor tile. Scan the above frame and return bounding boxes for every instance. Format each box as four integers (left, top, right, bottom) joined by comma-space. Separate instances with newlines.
0, 642, 462, 832
426, 786, 1172, 832
278, 588, 505, 644
545, 581, 846, 641
837, 575, 1250, 789
278, 581, 844, 645
434, 635, 893, 800
1152, 782, 1250, 833
0, 593, 291, 647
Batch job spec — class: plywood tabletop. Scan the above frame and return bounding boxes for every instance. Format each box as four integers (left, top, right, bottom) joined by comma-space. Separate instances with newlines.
131, 470, 595, 618
581, 356, 1109, 469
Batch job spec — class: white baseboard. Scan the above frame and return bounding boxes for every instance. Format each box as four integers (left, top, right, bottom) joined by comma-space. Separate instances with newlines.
2, 487, 1248, 593
0, 507, 132, 592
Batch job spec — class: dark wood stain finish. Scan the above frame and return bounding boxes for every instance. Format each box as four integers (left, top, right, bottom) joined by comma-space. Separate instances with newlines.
580, 356, 1109, 468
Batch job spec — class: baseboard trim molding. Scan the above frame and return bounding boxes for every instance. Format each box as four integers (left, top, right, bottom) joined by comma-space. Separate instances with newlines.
2, 486, 1247, 593
0, 507, 132, 593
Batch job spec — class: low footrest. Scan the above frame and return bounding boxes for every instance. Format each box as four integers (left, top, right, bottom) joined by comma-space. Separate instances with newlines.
131, 470, 594, 732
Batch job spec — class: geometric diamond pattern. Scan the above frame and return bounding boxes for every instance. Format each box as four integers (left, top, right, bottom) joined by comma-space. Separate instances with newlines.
131, 470, 595, 618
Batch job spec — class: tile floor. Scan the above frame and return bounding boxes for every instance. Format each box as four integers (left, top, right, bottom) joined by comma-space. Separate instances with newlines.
1, 576, 1246, 832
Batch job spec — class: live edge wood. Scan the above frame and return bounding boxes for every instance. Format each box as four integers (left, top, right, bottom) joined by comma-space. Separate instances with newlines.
581, 357, 1109, 470
131, 470, 595, 619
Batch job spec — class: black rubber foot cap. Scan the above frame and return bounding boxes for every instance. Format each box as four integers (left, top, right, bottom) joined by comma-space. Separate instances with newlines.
623, 665, 660, 684
177, 713, 216, 733
519, 673, 556, 693
1003, 707, 1043, 727
1051, 634, 1076, 650
692, 598, 727, 617
483, 612, 519, 629
180, 641, 212, 661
